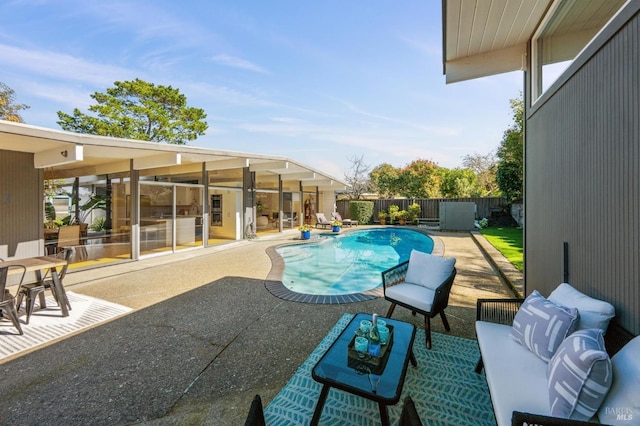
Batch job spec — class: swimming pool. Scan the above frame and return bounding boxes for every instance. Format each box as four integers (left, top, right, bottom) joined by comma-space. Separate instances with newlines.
275, 228, 434, 296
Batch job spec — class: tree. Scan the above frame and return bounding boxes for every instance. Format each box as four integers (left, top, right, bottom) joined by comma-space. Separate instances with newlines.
57, 78, 208, 144
462, 151, 500, 196
369, 163, 400, 198
343, 155, 371, 200
397, 159, 442, 198
0, 82, 30, 123
440, 168, 478, 198
496, 95, 524, 202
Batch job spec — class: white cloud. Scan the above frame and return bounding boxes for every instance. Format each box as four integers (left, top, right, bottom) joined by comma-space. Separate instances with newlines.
27, 81, 93, 109
184, 82, 275, 107
0, 44, 133, 86
211, 54, 269, 74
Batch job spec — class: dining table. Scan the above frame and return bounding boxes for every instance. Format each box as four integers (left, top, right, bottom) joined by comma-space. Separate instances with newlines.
0, 256, 70, 317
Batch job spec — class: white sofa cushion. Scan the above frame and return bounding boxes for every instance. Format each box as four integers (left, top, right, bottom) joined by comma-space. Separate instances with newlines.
384, 283, 434, 313
476, 321, 551, 426
510, 290, 579, 362
404, 249, 455, 290
548, 329, 612, 420
597, 336, 640, 425
548, 283, 615, 334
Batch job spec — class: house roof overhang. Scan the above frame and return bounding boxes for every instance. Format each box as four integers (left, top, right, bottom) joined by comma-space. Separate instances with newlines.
442, 0, 552, 83
0, 120, 348, 190
442, 0, 626, 84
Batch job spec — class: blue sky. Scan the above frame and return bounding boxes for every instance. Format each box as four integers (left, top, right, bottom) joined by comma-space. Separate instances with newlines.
1, 0, 523, 180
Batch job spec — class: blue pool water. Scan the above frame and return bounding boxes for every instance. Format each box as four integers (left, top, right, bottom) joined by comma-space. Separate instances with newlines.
276, 228, 434, 295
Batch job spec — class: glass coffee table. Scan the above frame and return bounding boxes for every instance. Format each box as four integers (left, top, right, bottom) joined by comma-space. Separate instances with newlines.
311, 313, 417, 426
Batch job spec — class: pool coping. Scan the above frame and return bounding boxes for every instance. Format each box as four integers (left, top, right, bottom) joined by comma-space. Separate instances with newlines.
264, 226, 445, 304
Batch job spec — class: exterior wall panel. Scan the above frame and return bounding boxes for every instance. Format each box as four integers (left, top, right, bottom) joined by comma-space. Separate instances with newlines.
0, 150, 43, 260
526, 8, 640, 334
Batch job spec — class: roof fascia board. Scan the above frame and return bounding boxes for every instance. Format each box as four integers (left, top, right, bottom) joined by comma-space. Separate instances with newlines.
445, 43, 527, 83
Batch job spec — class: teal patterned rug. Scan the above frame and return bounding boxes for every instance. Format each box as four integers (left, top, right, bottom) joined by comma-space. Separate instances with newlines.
264, 313, 495, 425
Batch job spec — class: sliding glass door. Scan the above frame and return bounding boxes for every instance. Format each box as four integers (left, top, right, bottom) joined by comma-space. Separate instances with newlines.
139, 183, 203, 256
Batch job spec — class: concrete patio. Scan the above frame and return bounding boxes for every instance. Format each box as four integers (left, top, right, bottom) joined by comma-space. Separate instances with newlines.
0, 229, 520, 425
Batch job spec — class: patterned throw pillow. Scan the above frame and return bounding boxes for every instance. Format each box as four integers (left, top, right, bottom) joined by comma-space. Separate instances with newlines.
510, 290, 579, 362
548, 329, 612, 420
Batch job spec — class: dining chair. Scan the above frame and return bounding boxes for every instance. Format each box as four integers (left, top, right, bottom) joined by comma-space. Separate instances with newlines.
57, 224, 85, 259
16, 248, 73, 324
0, 264, 26, 335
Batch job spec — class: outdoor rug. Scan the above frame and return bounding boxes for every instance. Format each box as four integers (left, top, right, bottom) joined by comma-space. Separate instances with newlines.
264, 313, 495, 425
0, 291, 132, 362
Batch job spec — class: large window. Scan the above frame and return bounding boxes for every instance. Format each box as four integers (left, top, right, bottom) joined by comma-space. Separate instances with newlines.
139, 182, 204, 256
44, 172, 131, 266
532, 0, 626, 100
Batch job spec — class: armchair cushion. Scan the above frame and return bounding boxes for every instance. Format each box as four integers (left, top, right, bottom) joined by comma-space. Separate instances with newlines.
597, 336, 640, 425
510, 291, 579, 362
548, 329, 612, 420
385, 283, 435, 313
404, 250, 456, 291
548, 283, 615, 334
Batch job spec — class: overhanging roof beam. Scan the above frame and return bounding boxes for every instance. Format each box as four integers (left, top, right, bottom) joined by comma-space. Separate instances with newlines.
281, 172, 317, 180
205, 158, 250, 170
34, 144, 83, 168
133, 153, 181, 170
249, 161, 288, 172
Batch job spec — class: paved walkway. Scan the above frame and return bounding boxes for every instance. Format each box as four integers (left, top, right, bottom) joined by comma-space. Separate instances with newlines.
0, 229, 519, 425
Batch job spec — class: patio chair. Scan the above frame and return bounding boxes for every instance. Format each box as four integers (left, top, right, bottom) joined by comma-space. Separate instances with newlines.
16, 248, 73, 324
331, 212, 358, 227
399, 396, 423, 426
56, 224, 86, 259
0, 264, 26, 335
382, 250, 456, 349
315, 213, 332, 229
244, 394, 266, 426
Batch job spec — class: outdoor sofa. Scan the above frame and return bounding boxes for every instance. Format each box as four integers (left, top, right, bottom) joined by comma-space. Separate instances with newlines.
475, 283, 639, 426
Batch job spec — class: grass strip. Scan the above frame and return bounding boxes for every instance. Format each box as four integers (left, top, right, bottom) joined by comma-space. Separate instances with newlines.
479, 227, 523, 272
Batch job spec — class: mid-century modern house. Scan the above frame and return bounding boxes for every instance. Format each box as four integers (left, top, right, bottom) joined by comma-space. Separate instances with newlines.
443, 0, 639, 335
0, 120, 346, 268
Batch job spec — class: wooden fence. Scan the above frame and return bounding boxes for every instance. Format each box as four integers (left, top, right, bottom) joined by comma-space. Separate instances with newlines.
335, 197, 508, 223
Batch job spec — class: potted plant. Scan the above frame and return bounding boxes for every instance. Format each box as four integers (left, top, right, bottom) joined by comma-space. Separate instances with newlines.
299, 224, 312, 239
388, 205, 400, 225
408, 203, 421, 225
331, 220, 342, 232
378, 210, 388, 225
397, 210, 410, 225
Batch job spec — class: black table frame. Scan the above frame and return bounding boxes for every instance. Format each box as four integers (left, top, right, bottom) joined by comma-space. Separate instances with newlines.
310, 313, 417, 425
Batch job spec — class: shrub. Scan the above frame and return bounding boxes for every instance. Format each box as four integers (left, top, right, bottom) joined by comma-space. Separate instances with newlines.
349, 201, 374, 224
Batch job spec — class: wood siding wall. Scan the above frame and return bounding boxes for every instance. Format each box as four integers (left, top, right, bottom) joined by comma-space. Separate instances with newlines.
526, 4, 640, 334
0, 150, 43, 260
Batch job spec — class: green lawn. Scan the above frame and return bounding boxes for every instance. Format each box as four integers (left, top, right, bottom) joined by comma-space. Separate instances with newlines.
479, 227, 523, 272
